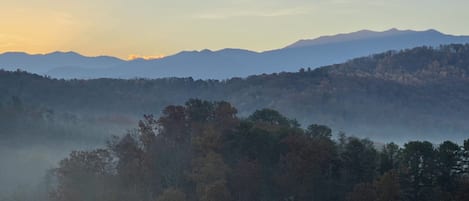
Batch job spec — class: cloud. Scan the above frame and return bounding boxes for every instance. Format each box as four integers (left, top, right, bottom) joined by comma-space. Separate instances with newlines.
127, 54, 165, 61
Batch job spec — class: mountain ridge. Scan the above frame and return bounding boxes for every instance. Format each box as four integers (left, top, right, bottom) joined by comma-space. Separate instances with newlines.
2, 28, 469, 79
284, 28, 432, 48
0, 51, 125, 74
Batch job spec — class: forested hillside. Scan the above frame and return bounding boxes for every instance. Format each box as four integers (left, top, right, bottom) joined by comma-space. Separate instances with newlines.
2, 44, 469, 200
49, 100, 469, 201
2, 44, 469, 142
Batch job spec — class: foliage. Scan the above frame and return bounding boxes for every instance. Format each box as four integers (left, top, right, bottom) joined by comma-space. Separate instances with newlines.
3, 44, 469, 141
50, 100, 469, 201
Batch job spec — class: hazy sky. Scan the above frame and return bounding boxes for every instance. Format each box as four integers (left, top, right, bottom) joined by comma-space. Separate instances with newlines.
0, 0, 468, 59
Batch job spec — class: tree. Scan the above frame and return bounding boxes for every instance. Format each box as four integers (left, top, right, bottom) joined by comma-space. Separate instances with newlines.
157, 105, 188, 143
185, 99, 214, 123
111, 134, 144, 190
45, 100, 469, 201
51, 149, 117, 201
228, 159, 262, 201
305, 124, 332, 139
276, 131, 338, 201
190, 152, 231, 201
198, 180, 232, 201
346, 170, 400, 201
400, 141, 437, 201
455, 178, 469, 201
248, 109, 293, 127
155, 188, 186, 201
462, 139, 469, 176
212, 101, 239, 132
151, 106, 192, 195
436, 141, 461, 194
340, 137, 378, 190
464, 139, 469, 151
346, 183, 377, 201
374, 171, 401, 201
379, 143, 401, 174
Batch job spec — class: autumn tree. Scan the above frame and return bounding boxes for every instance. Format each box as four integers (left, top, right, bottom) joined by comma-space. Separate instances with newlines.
109, 134, 147, 200
374, 171, 401, 201
346, 170, 400, 201
346, 183, 377, 201
155, 188, 186, 201
190, 151, 231, 201
48, 101, 469, 201
187, 100, 237, 201
228, 159, 262, 201
277, 128, 338, 201
51, 149, 117, 201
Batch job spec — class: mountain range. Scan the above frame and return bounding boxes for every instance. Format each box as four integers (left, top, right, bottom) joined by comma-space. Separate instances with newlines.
2, 28, 469, 79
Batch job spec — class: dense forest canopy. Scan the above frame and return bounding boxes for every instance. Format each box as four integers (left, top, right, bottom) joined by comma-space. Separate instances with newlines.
47, 100, 469, 201
2, 44, 469, 200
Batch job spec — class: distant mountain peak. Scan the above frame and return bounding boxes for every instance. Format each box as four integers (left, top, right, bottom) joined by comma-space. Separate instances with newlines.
49, 51, 83, 57
50, 51, 77, 54
285, 28, 445, 49
384, 28, 404, 33
425, 28, 443, 34
0, 52, 30, 56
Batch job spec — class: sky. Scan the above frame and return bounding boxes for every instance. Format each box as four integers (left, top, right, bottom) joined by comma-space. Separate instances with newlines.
1, 0, 468, 60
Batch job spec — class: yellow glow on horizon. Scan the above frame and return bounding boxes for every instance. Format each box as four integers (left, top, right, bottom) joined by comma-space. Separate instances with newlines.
1, 0, 469, 59
127, 54, 166, 61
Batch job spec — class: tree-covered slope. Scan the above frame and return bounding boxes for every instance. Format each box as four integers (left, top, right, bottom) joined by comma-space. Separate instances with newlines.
49, 100, 469, 201
2, 44, 469, 142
